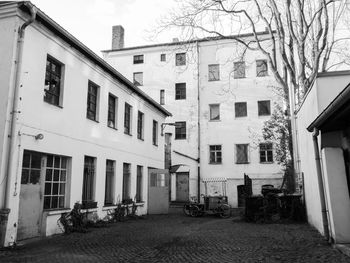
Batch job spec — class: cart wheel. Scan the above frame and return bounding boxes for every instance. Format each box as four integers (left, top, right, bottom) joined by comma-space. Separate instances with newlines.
218, 204, 231, 218
190, 205, 200, 217
183, 204, 191, 216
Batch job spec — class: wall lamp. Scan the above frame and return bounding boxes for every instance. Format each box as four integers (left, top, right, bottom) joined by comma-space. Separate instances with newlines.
19, 131, 44, 140
161, 122, 180, 136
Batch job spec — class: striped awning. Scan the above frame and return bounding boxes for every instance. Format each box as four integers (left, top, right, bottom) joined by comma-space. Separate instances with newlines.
202, 177, 227, 183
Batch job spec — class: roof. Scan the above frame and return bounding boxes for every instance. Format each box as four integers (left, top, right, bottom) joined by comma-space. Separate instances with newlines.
102, 31, 273, 53
7, 1, 171, 117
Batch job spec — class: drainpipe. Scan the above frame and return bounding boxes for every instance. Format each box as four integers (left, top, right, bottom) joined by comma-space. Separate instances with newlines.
312, 128, 330, 241
196, 41, 201, 202
1, 2, 37, 244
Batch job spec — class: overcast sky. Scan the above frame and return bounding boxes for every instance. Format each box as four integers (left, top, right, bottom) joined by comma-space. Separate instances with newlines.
30, 0, 178, 55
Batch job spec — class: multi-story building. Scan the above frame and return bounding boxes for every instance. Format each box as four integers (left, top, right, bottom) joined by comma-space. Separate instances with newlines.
103, 27, 283, 207
0, 2, 170, 247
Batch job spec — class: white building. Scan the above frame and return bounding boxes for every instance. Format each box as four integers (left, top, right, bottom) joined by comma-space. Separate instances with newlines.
0, 2, 170, 247
296, 71, 350, 244
103, 28, 283, 207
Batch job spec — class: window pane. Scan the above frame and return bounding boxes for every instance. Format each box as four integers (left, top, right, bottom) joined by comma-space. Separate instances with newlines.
46, 169, 53, 181
175, 83, 186, 100
176, 53, 186, 66
53, 170, 60, 181
133, 72, 143, 86
236, 144, 248, 164
235, 102, 247, 117
210, 105, 220, 120
258, 101, 271, 116
21, 169, 29, 184
234, 62, 245, 79
208, 64, 220, 81
44, 197, 51, 210
257, 60, 268, 77
30, 169, 41, 184
45, 183, 52, 195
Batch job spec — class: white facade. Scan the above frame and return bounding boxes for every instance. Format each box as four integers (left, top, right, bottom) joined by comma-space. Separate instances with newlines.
0, 2, 169, 246
103, 33, 283, 207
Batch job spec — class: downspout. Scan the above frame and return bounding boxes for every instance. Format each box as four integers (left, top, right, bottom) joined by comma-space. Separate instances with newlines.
196, 41, 201, 202
3, 3, 37, 211
312, 128, 330, 241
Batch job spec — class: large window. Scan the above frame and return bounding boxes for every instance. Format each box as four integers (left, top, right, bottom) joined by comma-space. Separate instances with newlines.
137, 111, 144, 140
82, 156, 95, 203
133, 72, 143, 86
44, 56, 63, 106
209, 145, 222, 164
175, 121, 186, 140
235, 102, 247, 117
136, 165, 143, 202
236, 144, 249, 164
258, 100, 271, 116
108, 94, 117, 128
260, 143, 273, 163
105, 160, 115, 206
133, 55, 144, 64
175, 83, 186, 100
86, 81, 99, 121
209, 104, 220, 120
234, 62, 245, 79
256, 60, 268, 77
124, 103, 132, 135
208, 64, 220, 81
153, 120, 158, 146
175, 53, 186, 66
122, 163, 131, 202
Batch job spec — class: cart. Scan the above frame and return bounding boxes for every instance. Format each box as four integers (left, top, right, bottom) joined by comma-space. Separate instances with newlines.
183, 178, 231, 218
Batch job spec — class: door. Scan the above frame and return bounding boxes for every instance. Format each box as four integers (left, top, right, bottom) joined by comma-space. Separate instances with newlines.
18, 151, 44, 240
176, 172, 189, 202
148, 168, 169, 214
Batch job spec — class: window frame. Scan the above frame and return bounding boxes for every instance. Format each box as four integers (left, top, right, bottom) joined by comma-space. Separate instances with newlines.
235, 144, 249, 164
175, 121, 186, 140
235, 102, 248, 118
175, 53, 186, 66
152, 120, 158, 146
107, 94, 118, 129
133, 72, 143, 86
209, 104, 220, 121
259, 143, 273, 163
124, 103, 133, 135
86, 80, 99, 121
133, 55, 144, 64
256, 59, 268, 77
82, 156, 96, 203
208, 64, 220, 81
136, 165, 143, 202
233, 61, 246, 79
258, 100, 271, 116
104, 159, 115, 206
122, 163, 131, 202
160, 54, 166, 62
160, 89, 165, 105
175, 83, 186, 100
209, 145, 222, 164
137, 111, 144, 140
44, 55, 64, 107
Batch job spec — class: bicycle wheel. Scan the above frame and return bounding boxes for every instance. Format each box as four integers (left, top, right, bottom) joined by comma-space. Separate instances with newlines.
190, 205, 200, 217
183, 204, 191, 216
218, 204, 231, 218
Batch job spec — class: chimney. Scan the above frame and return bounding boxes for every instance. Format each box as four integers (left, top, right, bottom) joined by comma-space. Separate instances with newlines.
112, 25, 124, 49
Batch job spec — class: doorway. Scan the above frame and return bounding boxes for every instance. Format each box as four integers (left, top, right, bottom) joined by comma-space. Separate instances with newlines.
148, 168, 169, 214
176, 172, 189, 202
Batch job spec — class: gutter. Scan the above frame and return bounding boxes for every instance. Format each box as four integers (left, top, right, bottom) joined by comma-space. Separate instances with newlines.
1, 2, 36, 246
196, 41, 201, 202
311, 128, 330, 241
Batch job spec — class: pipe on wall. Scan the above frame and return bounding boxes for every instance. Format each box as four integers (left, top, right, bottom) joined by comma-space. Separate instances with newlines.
312, 128, 330, 241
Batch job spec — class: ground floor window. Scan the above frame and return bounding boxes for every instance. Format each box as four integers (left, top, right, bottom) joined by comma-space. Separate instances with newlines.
123, 163, 131, 202
136, 165, 143, 202
83, 156, 95, 203
105, 160, 115, 206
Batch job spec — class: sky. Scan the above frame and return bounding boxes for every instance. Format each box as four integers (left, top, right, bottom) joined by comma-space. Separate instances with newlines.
30, 0, 178, 55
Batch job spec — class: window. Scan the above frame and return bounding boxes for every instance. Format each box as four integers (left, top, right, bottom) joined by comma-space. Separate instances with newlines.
260, 143, 273, 163
136, 165, 143, 202
86, 81, 99, 121
235, 102, 247, 117
44, 155, 68, 210
236, 144, 249, 164
160, 54, 166, 62
153, 120, 158, 146
137, 111, 144, 140
124, 103, 132, 135
105, 160, 115, 206
82, 156, 95, 203
133, 55, 144, 64
175, 83, 186, 100
133, 72, 143, 86
209, 145, 222, 164
234, 62, 245, 79
209, 104, 220, 120
160, 89, 165, 105
44, 56, 63, 106
258, 100, 271, 116
122, 163, 131, 202
208, 64, 220, 81
175, 121, 186, 140
176, 53, 186, 66
21, 150, 41, 185
256, 60, 268, 77
108, 94, 117, 128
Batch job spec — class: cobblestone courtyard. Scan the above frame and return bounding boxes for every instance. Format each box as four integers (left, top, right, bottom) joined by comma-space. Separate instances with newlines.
0, 214, 349, 263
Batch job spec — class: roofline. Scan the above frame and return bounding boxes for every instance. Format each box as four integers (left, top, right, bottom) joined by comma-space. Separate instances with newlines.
15, 1, 171, 117
307, 81, 350, 132
317, 70, 350, 78
101, 31, 274, 53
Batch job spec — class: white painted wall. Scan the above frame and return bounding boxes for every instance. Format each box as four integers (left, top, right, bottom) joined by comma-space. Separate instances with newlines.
0, 7, 167, 246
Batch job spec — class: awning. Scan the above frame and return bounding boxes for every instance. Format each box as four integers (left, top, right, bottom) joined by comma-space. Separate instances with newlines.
202, 177, 227, 183
170, 164, 190, 173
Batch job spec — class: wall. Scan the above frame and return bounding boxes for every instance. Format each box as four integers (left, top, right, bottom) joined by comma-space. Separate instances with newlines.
2, 9, 167, 246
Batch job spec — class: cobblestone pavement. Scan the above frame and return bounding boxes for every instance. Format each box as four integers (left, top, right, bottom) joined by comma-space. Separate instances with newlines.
0, 214, 349, 263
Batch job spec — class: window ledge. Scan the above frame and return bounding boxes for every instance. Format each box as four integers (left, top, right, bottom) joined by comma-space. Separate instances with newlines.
44, 101, 63, 109
87, 118, 99, 123
235, 116, 248, 119
80, 208, 98, 213
209, 163, 222, 165
236, 162, 250, 165
209, 119, 221, 122
124, 132, 132, 136
260, 162, 274, 164
208, 79, 220, 82
44, 208, 71, 215
108, 126, 118, 131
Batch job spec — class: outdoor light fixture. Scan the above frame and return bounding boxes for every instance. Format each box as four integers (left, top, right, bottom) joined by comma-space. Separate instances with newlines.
161, 122, 180, 136
19, 131, 44, 140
